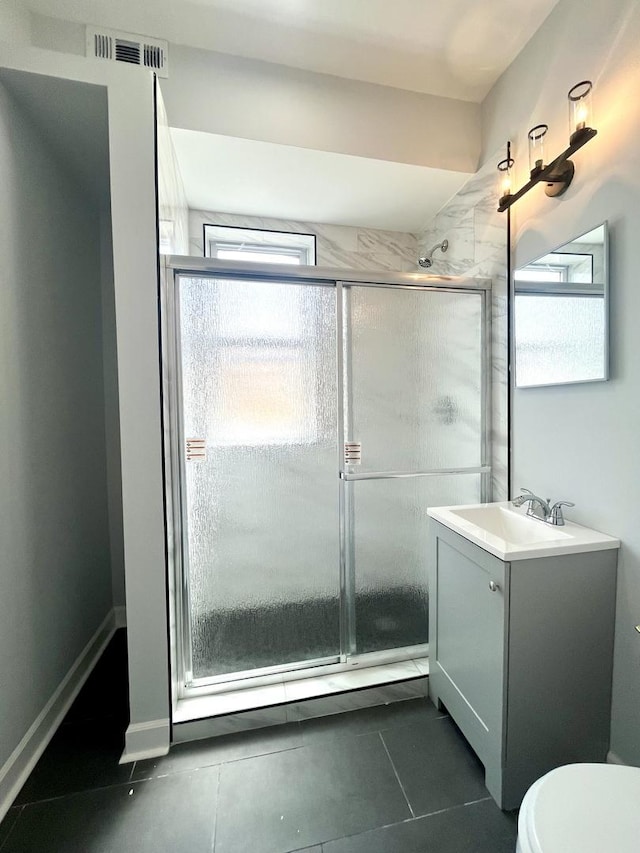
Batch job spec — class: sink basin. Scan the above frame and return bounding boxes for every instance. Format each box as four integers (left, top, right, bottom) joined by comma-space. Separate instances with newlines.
427, 501, 619, 560
450, 505, 572, 545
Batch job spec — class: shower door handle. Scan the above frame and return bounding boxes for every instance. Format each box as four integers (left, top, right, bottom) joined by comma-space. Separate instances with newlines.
344, 442, 361, 465
186, 438, 206, 461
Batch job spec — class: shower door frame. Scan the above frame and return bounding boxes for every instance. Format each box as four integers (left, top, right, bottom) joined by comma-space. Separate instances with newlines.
160, 257, 492, 700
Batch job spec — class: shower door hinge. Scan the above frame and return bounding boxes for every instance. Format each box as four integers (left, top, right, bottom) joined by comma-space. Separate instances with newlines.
186, 438, 206, 461
344, 442, 361, 465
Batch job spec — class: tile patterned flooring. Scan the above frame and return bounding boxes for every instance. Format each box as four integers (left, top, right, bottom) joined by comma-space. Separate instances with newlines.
0, 631, 518, 852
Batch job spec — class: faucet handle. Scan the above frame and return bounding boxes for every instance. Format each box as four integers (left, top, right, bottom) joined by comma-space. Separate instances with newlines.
549, 500, 575, 526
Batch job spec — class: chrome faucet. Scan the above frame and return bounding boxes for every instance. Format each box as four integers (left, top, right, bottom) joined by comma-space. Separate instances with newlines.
512, 488, 575, 526
512, 488, 551, 521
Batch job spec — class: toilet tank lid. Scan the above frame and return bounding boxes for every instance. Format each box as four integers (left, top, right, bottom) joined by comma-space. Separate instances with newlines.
520, 763, 640, 853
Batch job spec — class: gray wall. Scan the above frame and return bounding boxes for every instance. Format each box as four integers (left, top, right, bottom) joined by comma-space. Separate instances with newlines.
482, 0, 640, 764
0, 80, 112, 768
0, 1, 30, 45
161, 44, 481, 173
27, 14, 481, 171
0, 45, 171, 760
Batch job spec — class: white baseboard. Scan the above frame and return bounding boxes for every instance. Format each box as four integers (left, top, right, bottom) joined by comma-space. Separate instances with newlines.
120, 719, 170, 764
0, 608, 119, 823
114, 605, 127, 628
607, 750, 627, 765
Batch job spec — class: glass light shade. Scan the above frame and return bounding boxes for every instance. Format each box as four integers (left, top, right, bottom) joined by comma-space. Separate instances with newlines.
568, 80, 594, 144
528, 124, 548, 176
497, 156, 515, 203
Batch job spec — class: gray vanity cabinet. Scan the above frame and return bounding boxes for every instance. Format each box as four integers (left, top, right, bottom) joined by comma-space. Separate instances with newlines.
428, 519, 618, 811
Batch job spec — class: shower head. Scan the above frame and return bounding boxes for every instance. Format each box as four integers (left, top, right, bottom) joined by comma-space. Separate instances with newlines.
418, 239, 449, 269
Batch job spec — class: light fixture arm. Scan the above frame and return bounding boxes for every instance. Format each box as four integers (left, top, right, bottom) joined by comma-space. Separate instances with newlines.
497, 127, 596, 212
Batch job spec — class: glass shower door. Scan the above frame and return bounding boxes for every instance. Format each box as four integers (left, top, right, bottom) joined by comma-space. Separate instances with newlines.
176, 275, 340, 684
340, 283, 488, 658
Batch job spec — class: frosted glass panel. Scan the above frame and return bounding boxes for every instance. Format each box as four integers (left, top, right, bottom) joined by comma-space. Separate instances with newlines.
178, 276, 339, 679
515, 295, 605, 386
352, 475, 482, 654
345, 286, 484, 471
514, 223, 608, 387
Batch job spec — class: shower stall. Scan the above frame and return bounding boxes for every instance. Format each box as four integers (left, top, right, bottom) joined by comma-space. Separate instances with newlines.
161, 258, 491, 701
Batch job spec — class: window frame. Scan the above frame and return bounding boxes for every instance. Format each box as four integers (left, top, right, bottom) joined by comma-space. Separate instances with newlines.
203, 224, 317, 266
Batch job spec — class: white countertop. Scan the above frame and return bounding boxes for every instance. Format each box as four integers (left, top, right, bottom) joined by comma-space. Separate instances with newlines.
427, 501, 620, 561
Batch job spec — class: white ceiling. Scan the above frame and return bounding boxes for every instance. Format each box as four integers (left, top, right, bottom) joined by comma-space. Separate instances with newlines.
13, 0, 561, 230
23, 0, 560, 101
171, 129, 470, 232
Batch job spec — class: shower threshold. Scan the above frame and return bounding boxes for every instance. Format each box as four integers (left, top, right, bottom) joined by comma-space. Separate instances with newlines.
173, 655, 429, 740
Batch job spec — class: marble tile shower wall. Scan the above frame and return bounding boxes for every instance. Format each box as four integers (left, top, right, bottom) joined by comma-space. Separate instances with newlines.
188, 210, 420, 272
419, 153, 509, 500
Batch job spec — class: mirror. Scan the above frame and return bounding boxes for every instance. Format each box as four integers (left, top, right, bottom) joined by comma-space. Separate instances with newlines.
514, 222, 608, 387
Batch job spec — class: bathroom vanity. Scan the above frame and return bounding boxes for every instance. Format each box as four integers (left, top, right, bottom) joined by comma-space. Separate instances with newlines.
427, 502, 619, 811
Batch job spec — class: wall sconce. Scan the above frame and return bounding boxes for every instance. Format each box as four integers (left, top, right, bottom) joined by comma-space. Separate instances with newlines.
497, 81, 597, 212
568, 80, 594, 144
528, 124, 548, 176
497, 145, 515, 209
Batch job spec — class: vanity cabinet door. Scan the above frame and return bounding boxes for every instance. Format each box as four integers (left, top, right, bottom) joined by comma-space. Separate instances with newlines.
429, 524, 506, 766
428, 519, 617, 811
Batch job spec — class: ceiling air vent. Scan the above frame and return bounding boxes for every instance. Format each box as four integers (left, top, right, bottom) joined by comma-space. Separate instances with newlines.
86, 26, 169, 78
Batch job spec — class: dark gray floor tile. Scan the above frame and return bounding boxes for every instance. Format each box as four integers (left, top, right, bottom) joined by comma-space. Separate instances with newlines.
215, 732, 411, 853
323, 799, 517, 853
4, 768, 219, 853
0, 808, 21, 850
299, 699, 444, 745
133, 723, 303, 780
15, 721, 131, 805
381, 717, 487, 816
64, 630, 129, 727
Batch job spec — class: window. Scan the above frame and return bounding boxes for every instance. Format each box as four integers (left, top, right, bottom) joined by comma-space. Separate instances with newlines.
214, 283, 322, 446
514, 251, 593, 286
203, 225, 316, 265
514, 266, 566, 283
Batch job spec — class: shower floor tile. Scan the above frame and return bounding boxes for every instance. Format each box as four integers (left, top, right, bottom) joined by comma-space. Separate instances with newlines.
174, 657, 429, 724
282, 660, 421, 701
173, 682, 288, 722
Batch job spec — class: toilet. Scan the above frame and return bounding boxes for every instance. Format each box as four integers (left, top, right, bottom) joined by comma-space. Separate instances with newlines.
516, 763, 640, 852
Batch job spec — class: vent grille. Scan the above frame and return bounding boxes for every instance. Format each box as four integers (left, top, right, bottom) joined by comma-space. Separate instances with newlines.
115, 39, 141, 65
93, 33, 113, 60
144, 44, 165, 71
87, 26, 168, 77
